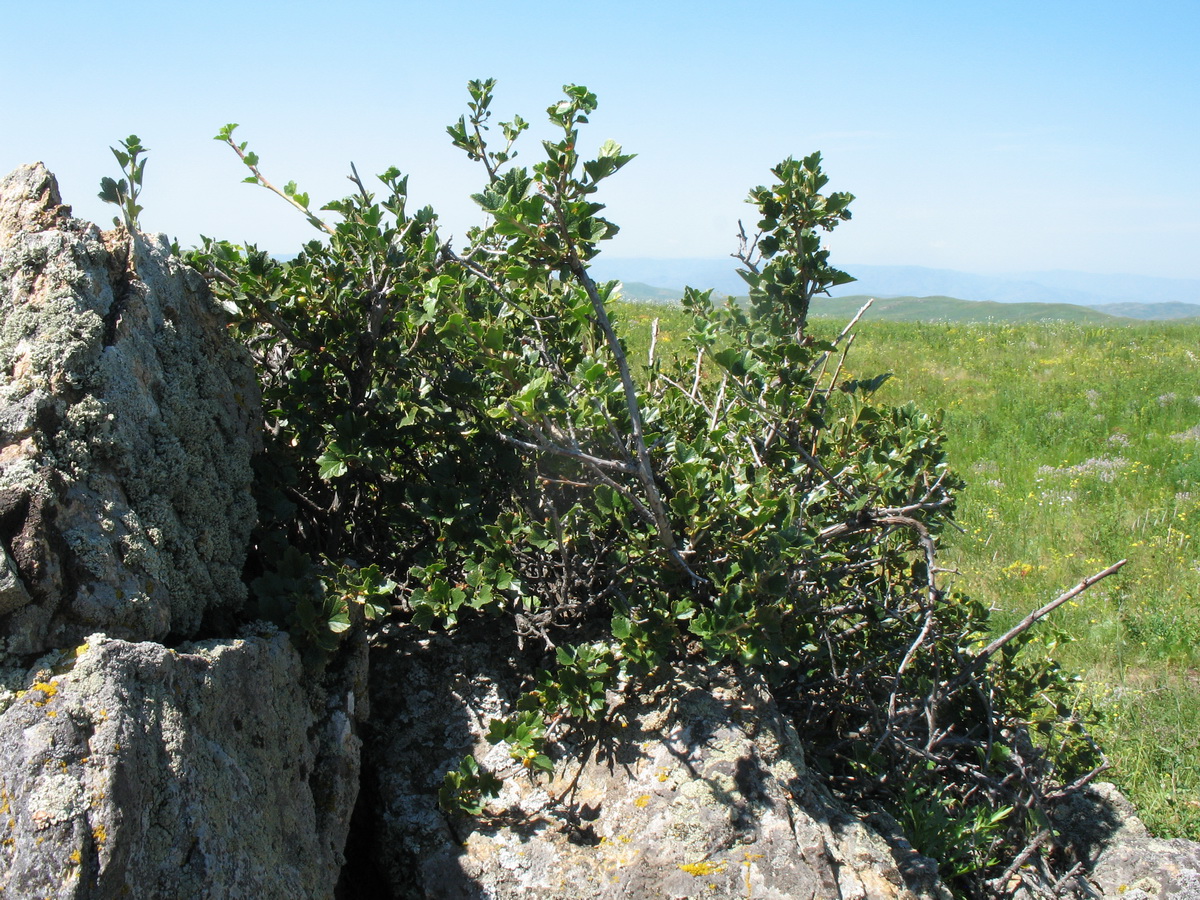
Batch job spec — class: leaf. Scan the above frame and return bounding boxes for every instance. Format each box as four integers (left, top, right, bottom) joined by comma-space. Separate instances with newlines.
98, 177, 121, 205
317, 446, 349, 480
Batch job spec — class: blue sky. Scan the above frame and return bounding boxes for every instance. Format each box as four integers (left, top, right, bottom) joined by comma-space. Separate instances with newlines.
3, 1, 1198, 277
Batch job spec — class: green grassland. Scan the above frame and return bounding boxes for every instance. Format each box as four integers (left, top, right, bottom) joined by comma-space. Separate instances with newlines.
615, 301, 1200, 838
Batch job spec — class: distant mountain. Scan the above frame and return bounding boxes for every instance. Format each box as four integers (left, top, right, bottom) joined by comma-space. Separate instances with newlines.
1086, 301, 1200, 321
808, 295, 1126, 325
835, 265, 1200, 309
590, 258, 748, 296
1009, 270, 1200, 306
591, 258, 1200, 320
619, 281, 685, 302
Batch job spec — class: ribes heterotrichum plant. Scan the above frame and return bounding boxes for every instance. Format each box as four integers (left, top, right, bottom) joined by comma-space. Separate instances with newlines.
98, 134, 148, 232
182, 80, 1115, 898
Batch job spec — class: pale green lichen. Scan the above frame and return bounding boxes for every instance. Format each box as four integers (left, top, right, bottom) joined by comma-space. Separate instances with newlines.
0, 203, 259, 651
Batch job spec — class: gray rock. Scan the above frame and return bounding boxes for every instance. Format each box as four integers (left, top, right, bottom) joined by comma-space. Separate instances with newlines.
0, 163, 261, 654
0, 629, 364, 899
359, 628, 950, 899
1054, 783, 1200, 899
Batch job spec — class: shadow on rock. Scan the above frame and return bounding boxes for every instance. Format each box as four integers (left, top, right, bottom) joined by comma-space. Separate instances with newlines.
351, 623, 949, 900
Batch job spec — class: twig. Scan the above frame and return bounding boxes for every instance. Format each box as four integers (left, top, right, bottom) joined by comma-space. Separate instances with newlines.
943, 560, 1127, 695
991, 828, 1052, 896
807, 299, 874, 375
710, 373, 728, 432
731, 219, 761, 275
825, 335, 854, 396
659, 373, 714, 419
222, 136, 335, 235
690, 347, 705, 398
495, 430, 639, 475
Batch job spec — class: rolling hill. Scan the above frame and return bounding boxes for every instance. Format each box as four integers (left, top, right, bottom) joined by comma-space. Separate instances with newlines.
614, 285, 1200, 326
594, 259, 1200, 320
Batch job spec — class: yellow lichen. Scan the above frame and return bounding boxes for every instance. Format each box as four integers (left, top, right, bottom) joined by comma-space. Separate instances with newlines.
69, 850, 81, 865
92, 824, 107, 845
633, 794, 650, 808
28, 682, 57, 708
679, 860, 726, 877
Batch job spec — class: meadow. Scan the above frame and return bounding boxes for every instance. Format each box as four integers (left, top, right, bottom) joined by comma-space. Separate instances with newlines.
617, 300, 1200, 839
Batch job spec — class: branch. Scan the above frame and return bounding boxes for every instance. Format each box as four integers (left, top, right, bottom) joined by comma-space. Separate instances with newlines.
494, 429, 639, 475
222, 137, 335, 235
554, 209, 693, 579
807, 298, 874, 375
990, 828, 1053, 896
440, 244, 557, 322
943, 560, 1127, 695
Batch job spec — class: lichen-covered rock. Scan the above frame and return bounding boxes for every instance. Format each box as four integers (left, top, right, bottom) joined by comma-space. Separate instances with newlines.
357, 627, 949, 899
1052, 783, 1200, 899
0, 163, 261, 654
0, 629, 365, 899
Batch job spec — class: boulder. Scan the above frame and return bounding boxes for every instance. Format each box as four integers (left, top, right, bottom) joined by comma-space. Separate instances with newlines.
356, 626, 950, 899
0, 163, 261, 654
0, 165, 367, 900
1053, 783, 1200, 899
0, 629, 365, 899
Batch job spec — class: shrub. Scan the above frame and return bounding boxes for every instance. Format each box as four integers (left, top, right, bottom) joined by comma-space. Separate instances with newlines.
177, 80, 1117, 897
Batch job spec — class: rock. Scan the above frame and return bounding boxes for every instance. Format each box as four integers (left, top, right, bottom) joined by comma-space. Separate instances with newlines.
1053, 783, 1200, 899
0, 165, 367, 899
355, 627, 950, 899
0, 629, 365, 899
0, 163, 261, 655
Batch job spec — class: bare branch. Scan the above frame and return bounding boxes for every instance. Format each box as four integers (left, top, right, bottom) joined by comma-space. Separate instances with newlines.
494, 429, 639, 476
807, 298, 874, 375
943, 560, 1127, 696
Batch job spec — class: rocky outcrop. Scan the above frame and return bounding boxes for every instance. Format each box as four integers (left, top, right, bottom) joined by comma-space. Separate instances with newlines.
0, 629, 365, 899
1053, 783, 1200, 899
357, 625, 950, 899
0, 163, 261, 655
0, 165, 361, 900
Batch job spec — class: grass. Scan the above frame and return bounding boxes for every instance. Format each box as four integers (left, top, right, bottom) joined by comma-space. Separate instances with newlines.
615, 302, 1200, 839
836, 319, 1200, 839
